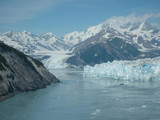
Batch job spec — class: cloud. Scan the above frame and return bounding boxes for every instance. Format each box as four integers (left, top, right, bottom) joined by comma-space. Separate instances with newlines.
103, 13, 160, 27
0, 0, 68, 23
154, 13, 160, 18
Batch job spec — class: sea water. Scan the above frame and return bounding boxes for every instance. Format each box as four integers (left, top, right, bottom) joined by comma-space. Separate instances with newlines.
0, 68, 160, 120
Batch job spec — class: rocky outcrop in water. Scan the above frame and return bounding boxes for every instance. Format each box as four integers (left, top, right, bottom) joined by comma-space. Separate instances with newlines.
0, 42, 59, 100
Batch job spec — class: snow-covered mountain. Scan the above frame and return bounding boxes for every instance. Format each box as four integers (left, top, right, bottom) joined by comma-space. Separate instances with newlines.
1, 15, 160, 55
63, 24, 102, 46
63, 16, 160, 52
1, 14, 160, 68
0, 31, 71, 55
63, 14, 160, 67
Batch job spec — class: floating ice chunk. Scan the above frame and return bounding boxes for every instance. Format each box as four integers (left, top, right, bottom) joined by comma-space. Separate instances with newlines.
83, 57, 160, 81
141, 105, 147, 108
91, 109, 101, 115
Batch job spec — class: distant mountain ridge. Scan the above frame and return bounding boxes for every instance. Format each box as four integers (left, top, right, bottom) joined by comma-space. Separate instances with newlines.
66, 20, 160, 66
0, 31, 71, 55
0, 15, 160, 67
1, 20, 160, 54
63, 21, 160, 52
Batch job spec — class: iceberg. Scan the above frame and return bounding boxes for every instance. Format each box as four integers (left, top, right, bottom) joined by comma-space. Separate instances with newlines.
83, 57, 160, 81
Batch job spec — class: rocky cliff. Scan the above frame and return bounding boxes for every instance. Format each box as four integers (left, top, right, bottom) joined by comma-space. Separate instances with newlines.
0, 42, 59, 101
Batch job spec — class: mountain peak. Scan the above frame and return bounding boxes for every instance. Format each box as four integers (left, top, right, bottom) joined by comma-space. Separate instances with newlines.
40, 32, 58, 40
3, 31, 15, 38
3, 30, 32, 37
22, 30, 27, 33
42, 32, 55, 36
4, 30, 14, 34
141, 22, 157, 31
20, 30, 32, 35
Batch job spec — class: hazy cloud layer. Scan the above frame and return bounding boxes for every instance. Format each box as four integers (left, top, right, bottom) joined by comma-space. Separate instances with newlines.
103, 13, 160, 27
0, 0, 69, 23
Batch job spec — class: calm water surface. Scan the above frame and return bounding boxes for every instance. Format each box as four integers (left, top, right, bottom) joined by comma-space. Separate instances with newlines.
0, 68, 160, 120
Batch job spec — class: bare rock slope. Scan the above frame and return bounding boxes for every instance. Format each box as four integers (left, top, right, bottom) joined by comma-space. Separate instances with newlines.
0, 42, 59, 100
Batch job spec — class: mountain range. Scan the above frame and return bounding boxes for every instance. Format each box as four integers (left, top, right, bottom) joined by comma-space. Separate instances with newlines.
64, 21, 160, 52
0, 31, 71, 55
0, 19, 160, 67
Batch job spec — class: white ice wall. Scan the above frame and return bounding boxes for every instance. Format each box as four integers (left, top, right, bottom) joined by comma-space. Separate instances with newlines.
83, 57, 160, 81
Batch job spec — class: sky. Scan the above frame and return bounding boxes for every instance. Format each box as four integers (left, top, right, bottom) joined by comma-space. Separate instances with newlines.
0, 0, 160, 37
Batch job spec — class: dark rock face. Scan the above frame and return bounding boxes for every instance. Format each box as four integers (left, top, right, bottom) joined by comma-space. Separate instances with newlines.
0, 42, 59, 100
67, 38, 141, 66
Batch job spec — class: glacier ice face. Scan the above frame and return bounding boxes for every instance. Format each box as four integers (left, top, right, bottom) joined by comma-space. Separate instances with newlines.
83, 57, 160, 81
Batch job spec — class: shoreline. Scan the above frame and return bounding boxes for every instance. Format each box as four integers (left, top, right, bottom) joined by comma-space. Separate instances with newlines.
0, 81, 60, 102
0, 91, 21, 102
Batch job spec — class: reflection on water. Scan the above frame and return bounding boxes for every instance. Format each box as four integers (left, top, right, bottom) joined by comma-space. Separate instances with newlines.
0, 68, 160, 120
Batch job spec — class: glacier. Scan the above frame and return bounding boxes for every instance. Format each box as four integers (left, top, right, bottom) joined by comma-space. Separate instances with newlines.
83, 57, 160, 81
42, 51, 73, 69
